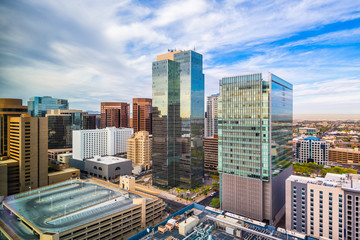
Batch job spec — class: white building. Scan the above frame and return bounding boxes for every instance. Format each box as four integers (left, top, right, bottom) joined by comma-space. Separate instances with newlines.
205, 93, 219, 137
72, 127, 133, 160
295, 137, 330, 165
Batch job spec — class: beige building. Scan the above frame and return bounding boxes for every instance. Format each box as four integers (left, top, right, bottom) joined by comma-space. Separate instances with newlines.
48, 168, 80, 185
0, 111, 48, 197
329, 147, 360, 164
127, 131, 151, 170
0, 179, 166, 240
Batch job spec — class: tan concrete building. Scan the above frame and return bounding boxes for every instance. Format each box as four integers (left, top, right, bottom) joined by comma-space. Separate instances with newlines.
48, 168, 80, 185
0, 179, 166, 240
204, 135, 218, 171
329, 147, 360, 164
127, 131, 151, 171
1, 112, 48, 197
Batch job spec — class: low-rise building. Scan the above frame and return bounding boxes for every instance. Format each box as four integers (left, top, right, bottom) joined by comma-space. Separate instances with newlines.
48, 168, 80, 185
0, 179, 166, 240
286, 173, 360, 240
329, 147, 360, 165
298, 127, 317, 135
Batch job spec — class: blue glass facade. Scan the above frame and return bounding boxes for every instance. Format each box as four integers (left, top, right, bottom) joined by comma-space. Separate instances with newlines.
152, 50, 204, 189
28, 96, 68, 117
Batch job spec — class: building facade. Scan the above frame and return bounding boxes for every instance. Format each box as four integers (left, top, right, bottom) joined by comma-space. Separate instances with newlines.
152, 50, 204, 189
127, 131, 151, 171
28, 96, 68, 117
329, 148, 360, 164
72, 127, 133, 160
133, 98, 152, 134
0, 114, 48, 197
100, 102, 130, 129
84, 156, 132, 180
206, 93, 219, 137
298, 127, 317, 135
295, 137, 330, 165
286, 173, 360, 240
219, 73, 293, 224
204, 135, 218, 171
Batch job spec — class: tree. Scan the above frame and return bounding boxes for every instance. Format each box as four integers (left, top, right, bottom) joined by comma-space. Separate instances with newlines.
210, 198, 220, 208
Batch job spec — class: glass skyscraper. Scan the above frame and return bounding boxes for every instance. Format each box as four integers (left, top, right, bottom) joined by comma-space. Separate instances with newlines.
219, 73, 293, 224
28, 96, 68, 117
152, 50, 204, 189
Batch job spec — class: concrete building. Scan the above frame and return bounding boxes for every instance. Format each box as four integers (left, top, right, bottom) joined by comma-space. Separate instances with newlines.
72, 127, 133, 160
206, 93, 219, 137
0, 179, 166, 240
85, 156, 132, 181
28, 96, 69, 117
48, 148, 72, 161
152, 50, 204, 189
48, 168, 80, 185
295, 137, 330, 165
127, 131, 151, 171
204, 135, 218, 171
0, 98, 28, 157
46, 109, 94, 149
133, 98, 152, 134
100, 102, 130, 128
329, 147, 360, 165
286, 173, 360, 240
298, 127, 317, 135
219, 73, 293, 225
0, 114, 48, 197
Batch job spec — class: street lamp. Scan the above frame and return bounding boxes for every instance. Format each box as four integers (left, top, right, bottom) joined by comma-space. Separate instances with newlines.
38, 191, 41, 202
50, 197, 53, 209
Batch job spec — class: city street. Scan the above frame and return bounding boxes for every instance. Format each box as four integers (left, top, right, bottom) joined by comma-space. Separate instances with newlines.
198, 191, 219, 206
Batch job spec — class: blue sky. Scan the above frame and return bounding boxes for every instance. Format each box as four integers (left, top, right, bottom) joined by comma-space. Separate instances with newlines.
1, 0, 360, 118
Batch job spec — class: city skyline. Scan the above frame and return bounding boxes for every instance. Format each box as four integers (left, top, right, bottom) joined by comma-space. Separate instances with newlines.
1, 1, 360, 119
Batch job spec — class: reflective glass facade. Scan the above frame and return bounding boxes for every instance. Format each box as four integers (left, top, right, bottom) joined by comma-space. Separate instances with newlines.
48, 115, 72, 149
28, 96, 68, 117
152, 50, 204, 189
152, 59, 181, 187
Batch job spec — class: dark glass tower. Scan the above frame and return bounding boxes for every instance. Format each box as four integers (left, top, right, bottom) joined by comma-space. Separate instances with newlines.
219, 73, 293, 224
152, 50, 204, 189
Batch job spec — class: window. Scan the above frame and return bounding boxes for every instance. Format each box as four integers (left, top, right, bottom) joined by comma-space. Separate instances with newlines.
99, 167, 102, 171
115, 167, 120, 170
94, 166, 97, 169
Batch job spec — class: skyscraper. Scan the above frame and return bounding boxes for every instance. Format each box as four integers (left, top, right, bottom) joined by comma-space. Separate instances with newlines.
28, 96, 68, 117
132, 98, 152, 134
127, 131, 151, 171
206, 93, 219, 137
152, 50, 204, 189
0, 113, 48, 197
100, 102, 130, 128
219, 73, 293, 224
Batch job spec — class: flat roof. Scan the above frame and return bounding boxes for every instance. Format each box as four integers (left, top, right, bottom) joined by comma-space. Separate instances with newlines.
47, 168, 79, 176
0, 179, 150, 237
86, 156, 131, 165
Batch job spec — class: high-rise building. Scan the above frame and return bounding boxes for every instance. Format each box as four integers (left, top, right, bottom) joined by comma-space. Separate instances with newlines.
72, 127, 133, 160
28, 96, 68, 117
0, 99, 28, 157
295, 137, 329, 165
127, 131, 151, 171
100, 102, 130, 129
132, 98, 152, 134
46, 109, 93, 149
206, 93, 219, 137
286, 173, 360, 240
204, 135, 218, 172
0, 114, 48, 197
219, 73, 293, 224
152, 50, 204, 189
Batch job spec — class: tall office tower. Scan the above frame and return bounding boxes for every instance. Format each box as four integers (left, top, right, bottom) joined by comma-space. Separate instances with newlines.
204, 135, 218, 172
0, 114, 48, 197
152, 50, 204, 189
206, 93, 219, 137
72, 127, 133, 160
100, 102, 130, 129
46, 109, 91, 149
0, 99, 28, 157
286, 173, 360, 240
127, 131, 151, 170
132, 98, 152, 134
219, 73, 293, 224
28, 96, 68, 117
295, 137, 329, 165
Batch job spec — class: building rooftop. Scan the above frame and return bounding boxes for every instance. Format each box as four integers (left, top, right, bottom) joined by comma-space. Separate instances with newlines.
287, 173, 360, 191
86, 156, 131, 165
47, 168, 79, 177
330, 147, 360, 153
0, 179, 150, 239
